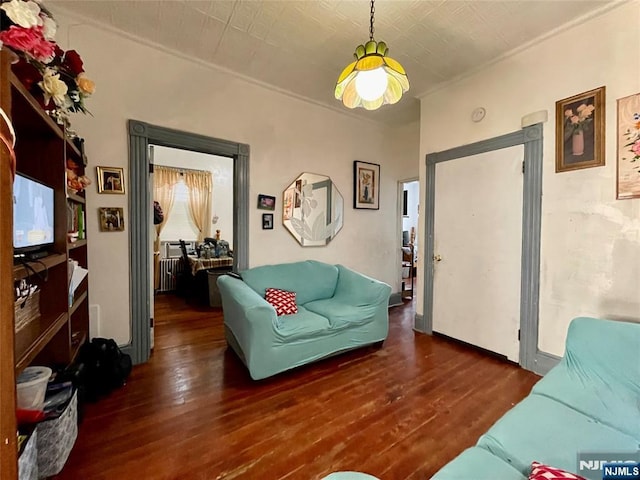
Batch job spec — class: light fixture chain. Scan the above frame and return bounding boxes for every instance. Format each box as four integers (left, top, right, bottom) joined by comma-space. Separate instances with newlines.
369, 0, 375, 41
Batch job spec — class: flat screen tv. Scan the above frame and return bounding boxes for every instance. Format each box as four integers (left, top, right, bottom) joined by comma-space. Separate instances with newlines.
13, 173, 54, 255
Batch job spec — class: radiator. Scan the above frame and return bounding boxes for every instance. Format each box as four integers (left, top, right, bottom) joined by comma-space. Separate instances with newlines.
158, 258, 184, 292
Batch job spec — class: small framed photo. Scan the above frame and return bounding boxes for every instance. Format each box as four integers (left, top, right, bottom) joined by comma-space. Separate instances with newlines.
257, 194, 276, 210
98, 207, 125, 231
354, 161, 380, 209
262, 213, 273, 230
97, 166, 125, 194
555, 86, 605, 173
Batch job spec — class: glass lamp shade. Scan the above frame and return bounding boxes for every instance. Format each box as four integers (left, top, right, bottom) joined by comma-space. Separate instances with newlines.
335, 40, 409, 110
355, 67, 388, 101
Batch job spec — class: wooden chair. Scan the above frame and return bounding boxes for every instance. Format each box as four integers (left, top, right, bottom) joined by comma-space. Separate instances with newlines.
176, 239, 194, 299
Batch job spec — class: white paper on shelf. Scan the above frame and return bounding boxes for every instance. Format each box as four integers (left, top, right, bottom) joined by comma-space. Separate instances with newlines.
69, 265, 88, 298
68, 259, 78, 282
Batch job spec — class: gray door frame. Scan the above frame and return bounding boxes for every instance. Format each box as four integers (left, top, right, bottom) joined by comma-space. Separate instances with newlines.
127, 120, 250, 365
416, 123, 558, 375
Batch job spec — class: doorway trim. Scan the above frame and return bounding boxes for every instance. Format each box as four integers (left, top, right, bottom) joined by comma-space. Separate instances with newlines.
418, 123, 555, 374
127, 120, 250, 365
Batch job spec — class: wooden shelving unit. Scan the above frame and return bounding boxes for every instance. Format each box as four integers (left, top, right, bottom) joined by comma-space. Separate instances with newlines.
0, 50, 91, 478
69, 239, 88, 250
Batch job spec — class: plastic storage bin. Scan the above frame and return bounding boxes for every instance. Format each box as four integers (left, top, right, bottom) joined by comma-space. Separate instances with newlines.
16, 367, 52, 412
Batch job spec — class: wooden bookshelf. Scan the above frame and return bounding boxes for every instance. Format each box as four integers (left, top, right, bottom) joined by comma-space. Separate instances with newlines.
1, 50, 91, 479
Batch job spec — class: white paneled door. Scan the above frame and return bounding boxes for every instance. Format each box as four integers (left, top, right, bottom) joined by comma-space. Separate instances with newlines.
432, 146, 524, 362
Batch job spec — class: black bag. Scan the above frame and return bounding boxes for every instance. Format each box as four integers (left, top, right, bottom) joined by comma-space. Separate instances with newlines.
77, 338, 132, 401
153, 201, 164, 225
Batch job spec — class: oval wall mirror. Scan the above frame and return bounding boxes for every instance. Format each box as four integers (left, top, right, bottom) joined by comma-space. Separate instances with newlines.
282, 172, 343, 246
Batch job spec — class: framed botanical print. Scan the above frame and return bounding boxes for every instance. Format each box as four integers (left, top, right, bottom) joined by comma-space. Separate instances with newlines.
617, 92, 640, 199
353, 161, 380, 209
555, 86, 605, 173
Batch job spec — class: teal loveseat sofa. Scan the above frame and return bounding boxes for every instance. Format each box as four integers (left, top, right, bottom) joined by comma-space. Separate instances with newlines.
217, 260, 391, 380
432, 317, 640, 480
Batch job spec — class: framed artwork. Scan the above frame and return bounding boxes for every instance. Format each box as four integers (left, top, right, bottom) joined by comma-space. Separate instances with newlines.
616, 92, 640, 199
555, 86, 605, 173
262, 213, 273, 230
257, 194, 276, 210
353, 161, 380, 209
97, 166, 125, 194
98, 207, 125, 232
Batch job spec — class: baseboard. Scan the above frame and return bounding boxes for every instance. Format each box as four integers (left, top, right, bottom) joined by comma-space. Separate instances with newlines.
120, 344, 134, 362
388, 292, 403, 307
532, 350, 561, 375
413, 313, 431, 334
433, 331, 513, 363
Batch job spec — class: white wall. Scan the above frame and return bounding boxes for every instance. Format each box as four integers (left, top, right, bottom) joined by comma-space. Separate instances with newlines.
53, 12, 420, 345
418, 2, 640, 356
154, 147, 234, 246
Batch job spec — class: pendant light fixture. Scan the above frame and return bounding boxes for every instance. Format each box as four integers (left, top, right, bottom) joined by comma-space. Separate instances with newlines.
335, 0, 410, 110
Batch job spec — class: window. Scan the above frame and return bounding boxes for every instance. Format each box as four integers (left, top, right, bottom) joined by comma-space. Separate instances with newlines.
158, 180, 199, 241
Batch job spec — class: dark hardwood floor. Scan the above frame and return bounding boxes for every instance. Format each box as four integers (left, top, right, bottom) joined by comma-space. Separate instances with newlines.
54, 294, 540, 480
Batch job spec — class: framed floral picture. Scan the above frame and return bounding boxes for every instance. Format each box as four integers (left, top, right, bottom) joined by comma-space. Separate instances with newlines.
616, 92, 640, 199
353, 161, 380, 209
555, 86, 605, 173
257, 194, 276, 210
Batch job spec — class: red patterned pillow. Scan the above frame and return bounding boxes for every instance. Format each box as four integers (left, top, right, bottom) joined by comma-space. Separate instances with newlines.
529, 462, 587, 480
265, 288, 298, 316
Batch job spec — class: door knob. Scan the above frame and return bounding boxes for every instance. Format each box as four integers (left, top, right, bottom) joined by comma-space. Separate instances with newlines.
433, 254, 442, 262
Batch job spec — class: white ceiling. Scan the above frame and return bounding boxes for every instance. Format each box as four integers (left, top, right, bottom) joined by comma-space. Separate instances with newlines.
53, 0, 615, 125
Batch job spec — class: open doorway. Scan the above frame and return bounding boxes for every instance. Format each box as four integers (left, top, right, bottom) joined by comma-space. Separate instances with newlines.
149, 146, 235, 348
128, 120, 249, 365
400, 179, 419, 301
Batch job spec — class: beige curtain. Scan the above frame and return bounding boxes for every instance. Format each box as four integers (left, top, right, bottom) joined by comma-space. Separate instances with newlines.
183, 169, 212, 242
153, 166, 181, 250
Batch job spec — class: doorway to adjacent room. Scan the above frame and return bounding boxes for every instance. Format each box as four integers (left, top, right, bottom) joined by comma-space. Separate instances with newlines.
400, 179, 419, 301
149, 146, 235, 348
128, 120, 249, 365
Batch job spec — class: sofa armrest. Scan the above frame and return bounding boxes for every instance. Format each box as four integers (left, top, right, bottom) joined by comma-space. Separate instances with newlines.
334, 265, 391, 306
217, 275, 278, 358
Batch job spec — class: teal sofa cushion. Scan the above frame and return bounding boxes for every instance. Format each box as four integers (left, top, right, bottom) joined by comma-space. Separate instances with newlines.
241, 260, 338, 305
304, 300, 380, 329
532, 317, 640, 441
477, 394, 640, 476
431, 446, 526, 480
274, 306, 331, 341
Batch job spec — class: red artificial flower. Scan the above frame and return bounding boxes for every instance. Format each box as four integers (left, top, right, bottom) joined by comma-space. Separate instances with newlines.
0, 25, 39, 53
53, 45, 65, 60
11, 58, 43, 91
30, 37, 55, 62
0, 25, 55, 63
61, 49, 84, 76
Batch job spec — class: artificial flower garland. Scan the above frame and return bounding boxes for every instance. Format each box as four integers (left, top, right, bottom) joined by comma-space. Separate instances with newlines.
0, 0, 94, 119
